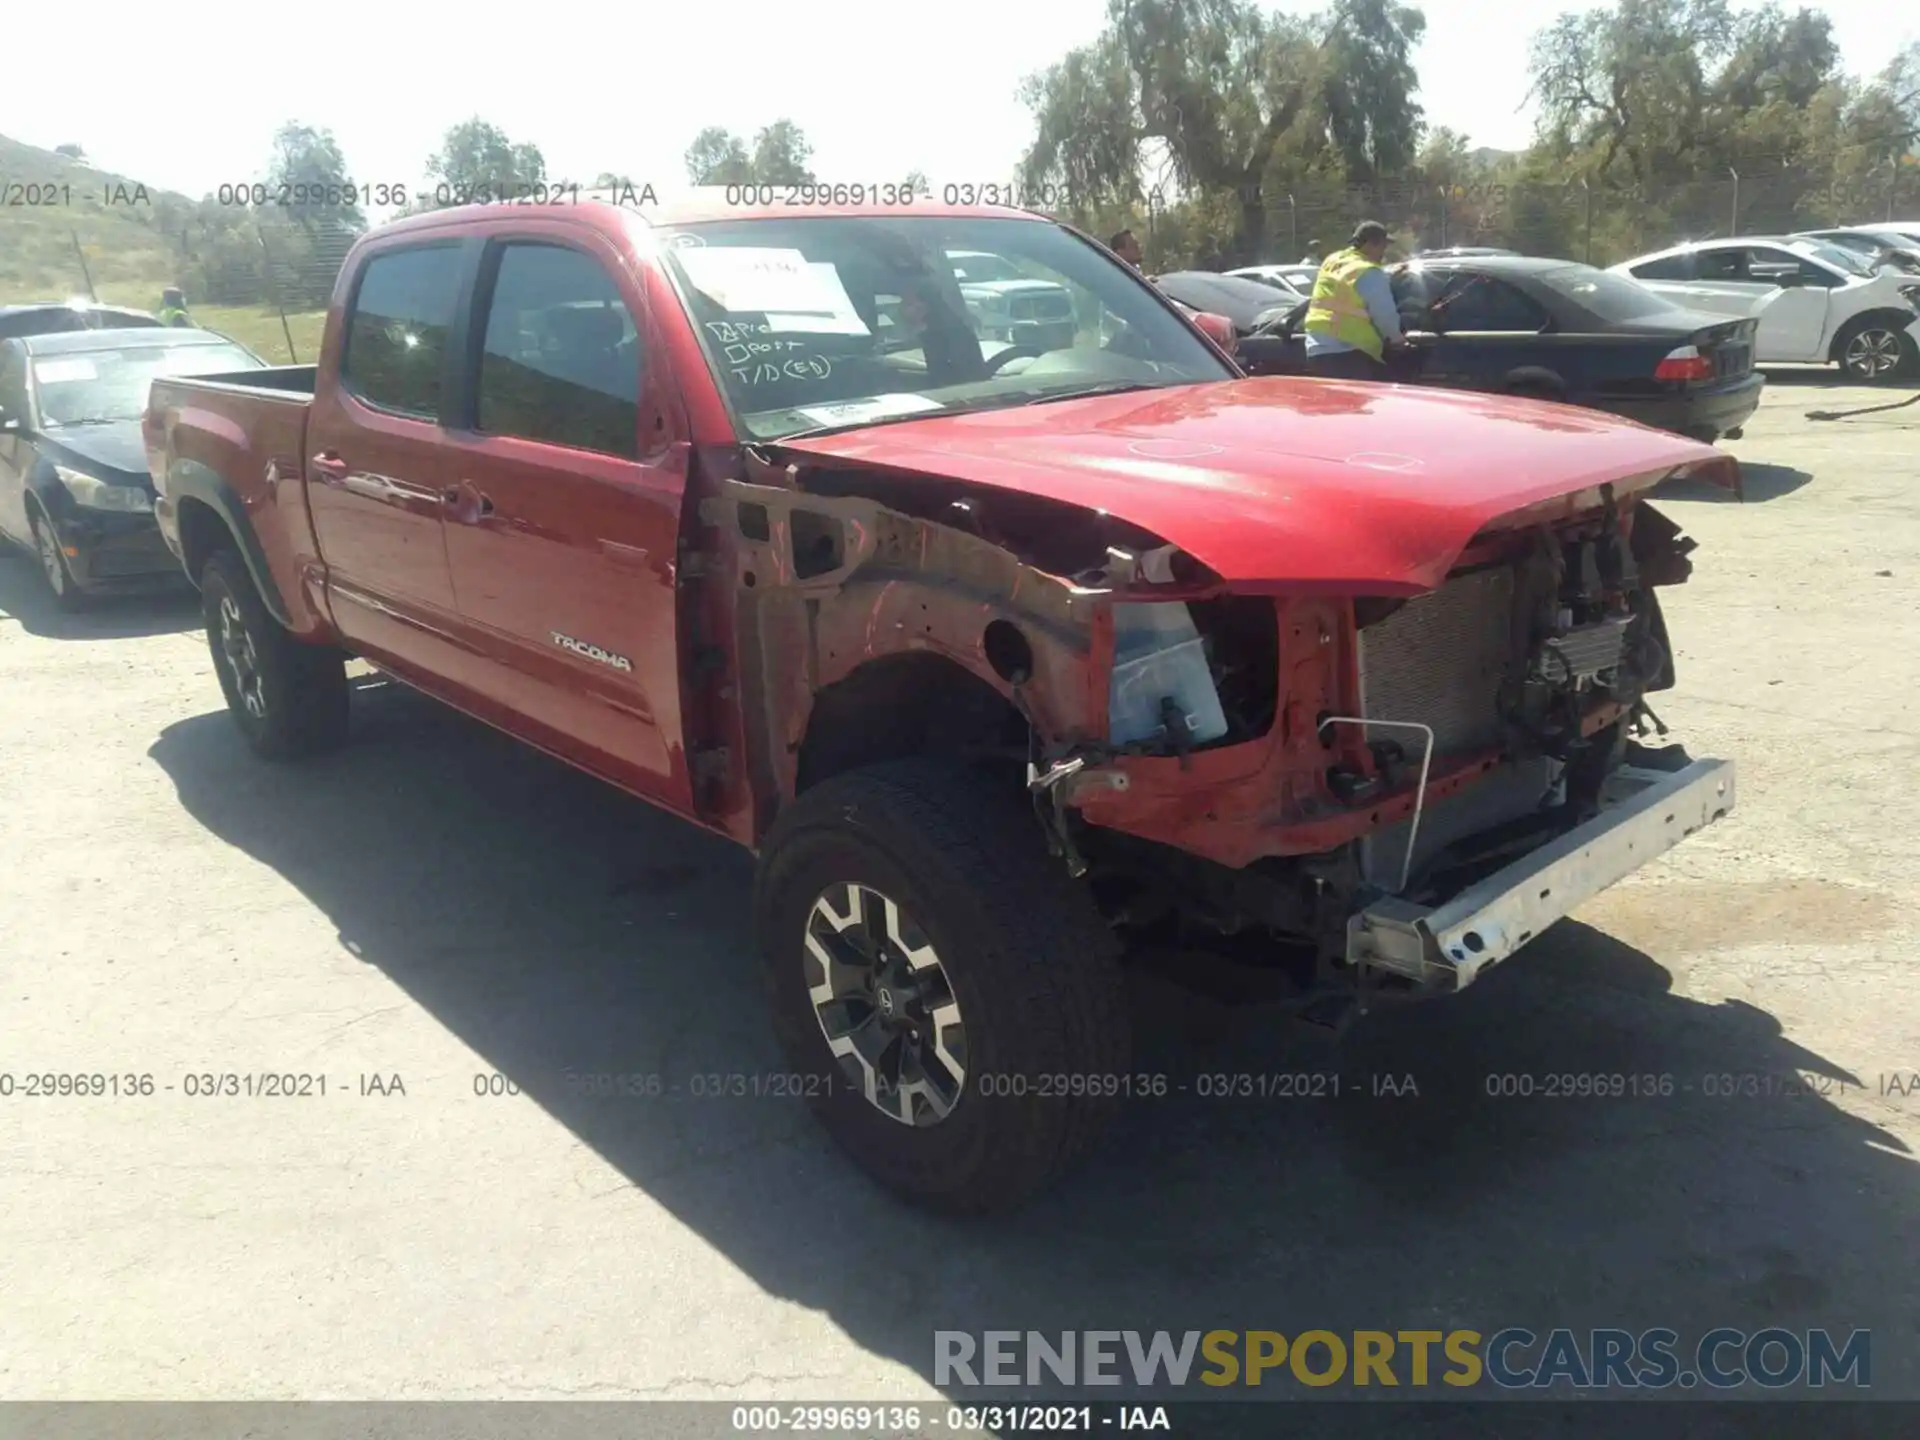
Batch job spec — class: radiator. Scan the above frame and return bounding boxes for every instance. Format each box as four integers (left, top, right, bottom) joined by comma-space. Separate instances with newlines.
1356, 567, 1514, 762
1355, 567, 1557, 891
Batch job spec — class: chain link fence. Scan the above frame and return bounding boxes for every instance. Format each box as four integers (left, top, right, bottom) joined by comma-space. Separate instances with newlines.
13, 207, 366, 364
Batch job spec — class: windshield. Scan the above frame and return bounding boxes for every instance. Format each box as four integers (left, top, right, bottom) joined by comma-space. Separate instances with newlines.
655, 216, 1232, 441
1542, 265, 1683, 321
1789, 239, 1873, 276
31, 341, 261, 426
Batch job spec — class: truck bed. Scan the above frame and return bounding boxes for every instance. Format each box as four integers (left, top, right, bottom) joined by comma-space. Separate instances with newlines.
145, 366, 319, 610
169, 364, 317, 398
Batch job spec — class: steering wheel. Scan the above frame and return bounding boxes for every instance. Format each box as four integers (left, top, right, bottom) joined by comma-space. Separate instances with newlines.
982, 343, 1048, 376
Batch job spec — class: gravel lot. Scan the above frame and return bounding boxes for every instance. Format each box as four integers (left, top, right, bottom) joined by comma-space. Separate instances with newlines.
1, 376, 1916, 1414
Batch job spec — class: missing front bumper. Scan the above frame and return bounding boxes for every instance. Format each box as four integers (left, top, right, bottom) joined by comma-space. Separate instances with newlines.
1346, 758, 1736, 991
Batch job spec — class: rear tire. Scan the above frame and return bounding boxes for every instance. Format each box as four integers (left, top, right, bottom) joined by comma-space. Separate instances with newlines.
753, 759, 1130, 1214
200, 549, 349, 760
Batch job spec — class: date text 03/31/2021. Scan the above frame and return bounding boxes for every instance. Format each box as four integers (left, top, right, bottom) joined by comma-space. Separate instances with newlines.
728, 1404, 1170, 1433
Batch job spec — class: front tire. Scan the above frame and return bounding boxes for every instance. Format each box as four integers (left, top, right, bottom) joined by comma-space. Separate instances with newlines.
1834, 319, 1914, 383
200, 549, 349, 759
754, 760, 1130, 1214
29, 509, 85, 611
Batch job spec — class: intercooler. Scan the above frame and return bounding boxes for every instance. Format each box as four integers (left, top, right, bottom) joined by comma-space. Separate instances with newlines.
1354, 566, 1561, 892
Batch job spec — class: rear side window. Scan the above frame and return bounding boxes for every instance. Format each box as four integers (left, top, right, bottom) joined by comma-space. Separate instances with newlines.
342, 245, 461, 417
476, 243, 642, 460
1630, 254, 1693, 281
1421, 273, 1550, 331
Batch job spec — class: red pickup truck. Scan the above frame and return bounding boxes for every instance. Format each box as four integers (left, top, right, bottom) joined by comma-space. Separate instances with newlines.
145, 194, 1738, 1213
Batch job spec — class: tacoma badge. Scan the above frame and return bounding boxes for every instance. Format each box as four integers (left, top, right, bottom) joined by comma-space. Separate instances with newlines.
551, 631, 634, 672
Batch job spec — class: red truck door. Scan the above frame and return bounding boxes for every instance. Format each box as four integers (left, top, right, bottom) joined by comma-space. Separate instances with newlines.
433, 224, 695, 814
305, 238, 468, 674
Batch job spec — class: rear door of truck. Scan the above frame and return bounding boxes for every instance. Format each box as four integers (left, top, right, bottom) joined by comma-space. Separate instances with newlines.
431, 213, 696, 814
304, 236, 469, 677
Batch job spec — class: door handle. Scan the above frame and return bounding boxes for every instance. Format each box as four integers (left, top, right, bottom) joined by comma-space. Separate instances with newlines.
310, 452, 349, 482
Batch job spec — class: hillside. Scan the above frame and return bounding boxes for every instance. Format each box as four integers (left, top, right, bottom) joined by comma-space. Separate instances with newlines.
0, 134, 200, 307
0, 134, 325, 361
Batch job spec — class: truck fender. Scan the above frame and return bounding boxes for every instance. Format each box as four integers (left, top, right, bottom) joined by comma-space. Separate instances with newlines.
165, 456, 295, 629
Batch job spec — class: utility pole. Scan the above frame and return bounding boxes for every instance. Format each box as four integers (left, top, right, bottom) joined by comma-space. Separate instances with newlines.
1728, 167, 1740, 235
68, 230, 98, 302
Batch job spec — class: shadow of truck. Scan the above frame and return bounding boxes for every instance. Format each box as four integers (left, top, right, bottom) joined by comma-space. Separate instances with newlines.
148, 679, 1920, 1415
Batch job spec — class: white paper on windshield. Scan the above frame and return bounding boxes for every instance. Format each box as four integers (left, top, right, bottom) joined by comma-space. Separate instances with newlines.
678, 248, 870, 335
34, 358, 98, 383
794, 393, 943, 427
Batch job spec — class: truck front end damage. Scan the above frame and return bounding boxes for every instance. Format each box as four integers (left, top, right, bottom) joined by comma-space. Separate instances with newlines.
698, 440, 1734, 1006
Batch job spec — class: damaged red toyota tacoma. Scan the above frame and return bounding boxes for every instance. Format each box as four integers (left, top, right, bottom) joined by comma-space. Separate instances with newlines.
144, 195, 1737, 1213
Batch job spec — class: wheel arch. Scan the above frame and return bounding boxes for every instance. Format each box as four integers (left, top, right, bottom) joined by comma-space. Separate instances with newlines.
165, 459, 294, 628
795, 650, 1029, 797
1828, 308, 1919, 364
1501, 366, 1568, 398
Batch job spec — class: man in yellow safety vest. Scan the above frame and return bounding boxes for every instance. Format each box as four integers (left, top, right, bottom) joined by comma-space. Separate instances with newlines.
156, 287, 192, 328
1302, 221, 1406, 381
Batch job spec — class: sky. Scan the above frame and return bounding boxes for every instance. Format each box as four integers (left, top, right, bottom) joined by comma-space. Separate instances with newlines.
1, 0, 1912, 207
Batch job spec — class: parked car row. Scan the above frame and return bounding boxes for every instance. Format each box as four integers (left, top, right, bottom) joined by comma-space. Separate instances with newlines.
0, 192, 1746, 1213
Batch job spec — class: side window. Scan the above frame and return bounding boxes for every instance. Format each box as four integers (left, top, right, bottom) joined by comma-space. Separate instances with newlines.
1432, 276, 1549, 331
1391, 267, 1442, 328
0, 344, 26, 418
1630, 253, 1694, 281
1795, 259, 1842, 288
341, 245, 462, 417
1693, 248, 1751, 282
476, 243, 641, 460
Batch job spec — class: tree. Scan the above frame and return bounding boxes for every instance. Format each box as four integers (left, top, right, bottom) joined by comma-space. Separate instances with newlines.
266, 123, 366, 233
1018, 0, 1319, 262
685, 126, 751, 184
1527, 0, 1738, 185
749, 120, 816, 184
904, 168, 932, 197
54, 143, 86, 163
1317, 0, 1427, 181
1015, 0, 1425, 264
426, 118, 547, 197
684, 119, 816, 185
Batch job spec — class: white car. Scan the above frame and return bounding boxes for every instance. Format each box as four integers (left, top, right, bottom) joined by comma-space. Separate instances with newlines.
1610, 236, 1920, 381
1794, 227, 1920, 274
1227, 264, 1315, 296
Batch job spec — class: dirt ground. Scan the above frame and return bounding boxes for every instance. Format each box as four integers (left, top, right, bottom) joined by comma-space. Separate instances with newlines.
1, 375, 1916, 1417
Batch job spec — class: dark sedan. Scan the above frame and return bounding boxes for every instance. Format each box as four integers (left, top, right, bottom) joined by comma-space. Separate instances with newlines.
0, 328, 265, 607
1154, 271, 1302, 334
0, 302, 165, 340
1231, 256, 1765, 443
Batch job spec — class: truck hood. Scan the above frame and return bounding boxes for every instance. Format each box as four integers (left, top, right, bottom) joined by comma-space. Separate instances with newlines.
777, 377, 1737, 594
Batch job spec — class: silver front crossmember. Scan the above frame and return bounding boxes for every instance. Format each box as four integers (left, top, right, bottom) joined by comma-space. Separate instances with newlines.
1347, 758, 1736, 991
